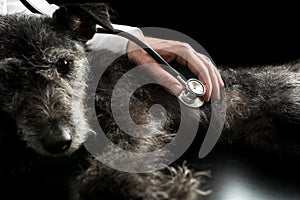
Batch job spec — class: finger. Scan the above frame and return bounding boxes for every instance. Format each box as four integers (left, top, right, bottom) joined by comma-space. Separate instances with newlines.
127, 47, 184, 96
213, 66, 225, 87
198, 55, 220, 100
142, 63, 183, 96
201, 55, 225, 87
196, 53, 221, 100
175, 51, 213, 102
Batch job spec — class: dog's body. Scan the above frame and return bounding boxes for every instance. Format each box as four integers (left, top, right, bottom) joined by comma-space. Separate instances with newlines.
96, 53, 300, 158
0, 4, 299, 200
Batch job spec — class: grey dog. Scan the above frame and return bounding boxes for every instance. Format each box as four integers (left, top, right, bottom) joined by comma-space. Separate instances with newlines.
0, 3, 299, 200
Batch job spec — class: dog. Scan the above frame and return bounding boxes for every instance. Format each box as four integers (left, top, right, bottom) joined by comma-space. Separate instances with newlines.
0, 3, 299, 200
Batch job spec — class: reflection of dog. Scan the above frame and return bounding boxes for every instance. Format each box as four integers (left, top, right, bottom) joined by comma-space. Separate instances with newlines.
0, 3, 299, 200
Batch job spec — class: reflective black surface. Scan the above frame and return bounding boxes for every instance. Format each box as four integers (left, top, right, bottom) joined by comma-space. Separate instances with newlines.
188, 146, 300, 200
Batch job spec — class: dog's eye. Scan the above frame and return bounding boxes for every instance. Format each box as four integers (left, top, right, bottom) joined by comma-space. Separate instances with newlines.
56, 58, 72, 75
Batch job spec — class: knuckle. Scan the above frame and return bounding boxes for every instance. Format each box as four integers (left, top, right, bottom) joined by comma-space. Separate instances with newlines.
172, 41, 192, 51
202, 55, 211, 61
180, 42, 192, 50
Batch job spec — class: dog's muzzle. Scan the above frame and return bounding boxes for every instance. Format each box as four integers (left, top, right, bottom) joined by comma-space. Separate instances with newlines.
41, 128, 72, 154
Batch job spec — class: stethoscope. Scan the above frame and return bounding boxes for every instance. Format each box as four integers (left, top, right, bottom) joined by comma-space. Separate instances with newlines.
21, 1, 206, 108
104, 29, 206, 108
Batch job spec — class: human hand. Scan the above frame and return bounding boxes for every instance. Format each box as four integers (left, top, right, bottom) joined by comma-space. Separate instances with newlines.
126, 36, 225, 102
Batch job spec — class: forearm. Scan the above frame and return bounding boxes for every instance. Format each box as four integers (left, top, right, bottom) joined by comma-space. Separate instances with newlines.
86, 25, 143, 55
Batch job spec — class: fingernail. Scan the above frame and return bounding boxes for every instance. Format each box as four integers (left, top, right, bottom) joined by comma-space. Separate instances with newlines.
205, 94, 211, 102
221, 79, 226, 87
216, 93, 221, 101
170, 84, 183, 96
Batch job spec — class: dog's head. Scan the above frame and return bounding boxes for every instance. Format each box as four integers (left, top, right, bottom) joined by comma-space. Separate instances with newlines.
0, 4, 111, 156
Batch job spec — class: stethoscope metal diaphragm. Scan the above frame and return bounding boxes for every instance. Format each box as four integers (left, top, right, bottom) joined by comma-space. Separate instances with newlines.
178, 78, 206, 108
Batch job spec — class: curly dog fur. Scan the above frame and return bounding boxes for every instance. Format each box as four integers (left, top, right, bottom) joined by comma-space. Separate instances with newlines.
0, 3, 299, 200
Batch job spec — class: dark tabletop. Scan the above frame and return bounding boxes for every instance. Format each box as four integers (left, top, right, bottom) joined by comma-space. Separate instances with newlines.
187, 146, 300, 200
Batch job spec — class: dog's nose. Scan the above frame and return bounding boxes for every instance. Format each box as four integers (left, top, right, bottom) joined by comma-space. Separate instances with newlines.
42, 129, 72, 154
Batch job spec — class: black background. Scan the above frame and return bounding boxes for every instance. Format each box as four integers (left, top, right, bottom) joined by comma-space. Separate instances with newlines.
106, 1, 299, 67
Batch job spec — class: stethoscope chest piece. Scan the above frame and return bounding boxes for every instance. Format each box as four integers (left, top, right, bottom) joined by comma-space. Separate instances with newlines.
178, 78, 206, 108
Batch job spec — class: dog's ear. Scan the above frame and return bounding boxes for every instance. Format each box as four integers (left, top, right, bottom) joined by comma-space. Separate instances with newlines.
52, 3, 114, 41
